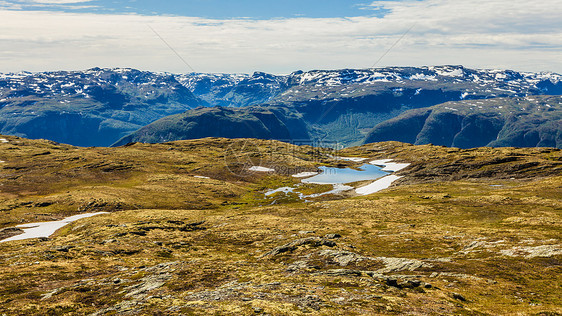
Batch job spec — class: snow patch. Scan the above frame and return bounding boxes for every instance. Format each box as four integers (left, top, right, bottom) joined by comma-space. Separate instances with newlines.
355, 175, 403, 195
249, 166, 275, 172
0, 138, 9, 143
307, 184, 354, 198
370, 159, 410, 172
1, 212, 108, 243
437, 68, 464, 77
409, 73, 437, 81
265, 187, 296, 197
292, 172, 319, 178
338, 157, 368, 162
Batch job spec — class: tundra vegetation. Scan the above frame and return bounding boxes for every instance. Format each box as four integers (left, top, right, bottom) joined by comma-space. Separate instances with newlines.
0, 136, 560, 315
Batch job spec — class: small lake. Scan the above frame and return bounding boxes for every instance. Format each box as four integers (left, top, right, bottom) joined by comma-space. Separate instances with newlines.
302, 164, 389, 184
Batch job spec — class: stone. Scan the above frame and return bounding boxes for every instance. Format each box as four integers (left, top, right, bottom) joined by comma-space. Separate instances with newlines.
324, 234, 342, 239
0, 227, 24, 240
452, 293, 467, 301
500, 245, 562, 258
317, 249, 374, 266
260, 237, 336, 258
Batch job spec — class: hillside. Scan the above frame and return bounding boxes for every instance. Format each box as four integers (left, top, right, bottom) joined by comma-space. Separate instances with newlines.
112, 106, 310, 147
0, 68, 204, 147
364, 95, 562, 148
0, 136, 560, 315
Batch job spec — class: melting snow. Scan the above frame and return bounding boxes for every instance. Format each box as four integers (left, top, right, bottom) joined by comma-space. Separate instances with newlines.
292, 172, 319, 178
1, 212, 108, 243
249, 166, 275, 172
409, 73, 437, 81
306, 184, 354, 198
436, 68, 464, 77
355, 175, 403, 195
370, 159, 410, 172
265, 187, 297, 197
338, 157, 368, 162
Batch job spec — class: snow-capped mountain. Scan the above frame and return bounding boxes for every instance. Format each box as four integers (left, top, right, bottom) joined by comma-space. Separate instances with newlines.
0, 65, 561, 148
0, 68, 197, 103
175, 66, 562, 108
0, 68, 203, 147
175, 71, 288, 107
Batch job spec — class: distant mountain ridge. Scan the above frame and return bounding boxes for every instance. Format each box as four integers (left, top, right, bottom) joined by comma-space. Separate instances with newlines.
364, 95, 562, 148
1, 66, 561, 148
0, 68, 204, 147
178, 66, 562, 146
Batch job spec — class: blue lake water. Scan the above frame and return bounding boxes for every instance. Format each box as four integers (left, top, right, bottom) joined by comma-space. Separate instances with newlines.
302, 164, 389, 184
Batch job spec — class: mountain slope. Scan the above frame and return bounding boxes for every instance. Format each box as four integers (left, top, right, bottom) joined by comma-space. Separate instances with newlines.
179, 66, 561, 146
364, 95, 562, 148
0, 68, 204, 147
176, 71, 287, 107
118, 66, 562, 148
112, 106, 310, 146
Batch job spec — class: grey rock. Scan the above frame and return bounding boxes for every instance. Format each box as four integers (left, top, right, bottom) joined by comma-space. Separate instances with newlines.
317, 249, 374, 266
260, 237, 336, 258
375, 257, 432, 273
324, 233, 342, 239
0, 227, 24, 240
500, 245, 562, 258
452, 293, 467, 301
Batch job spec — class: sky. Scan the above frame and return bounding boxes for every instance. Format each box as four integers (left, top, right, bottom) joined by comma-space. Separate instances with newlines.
0, 0, 561, 74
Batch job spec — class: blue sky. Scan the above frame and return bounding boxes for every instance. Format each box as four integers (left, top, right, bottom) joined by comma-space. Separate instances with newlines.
0, 0, 561, 74
6, 0, 388, 18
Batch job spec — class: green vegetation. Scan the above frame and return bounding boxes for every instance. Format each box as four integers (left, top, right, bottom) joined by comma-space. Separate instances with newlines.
365, 95, 562, 148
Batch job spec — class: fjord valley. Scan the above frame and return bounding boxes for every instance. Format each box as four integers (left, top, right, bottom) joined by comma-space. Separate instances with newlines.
1, 65, 561, 148
0, 136, 560, 315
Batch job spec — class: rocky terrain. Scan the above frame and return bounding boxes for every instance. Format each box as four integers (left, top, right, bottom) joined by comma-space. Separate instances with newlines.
0, 136, 560, 315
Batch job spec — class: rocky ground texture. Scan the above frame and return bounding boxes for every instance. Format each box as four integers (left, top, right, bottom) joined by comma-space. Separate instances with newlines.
0, 136, 560, 315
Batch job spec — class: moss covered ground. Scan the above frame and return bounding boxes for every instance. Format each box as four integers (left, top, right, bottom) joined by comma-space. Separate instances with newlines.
0, 136, 560, 315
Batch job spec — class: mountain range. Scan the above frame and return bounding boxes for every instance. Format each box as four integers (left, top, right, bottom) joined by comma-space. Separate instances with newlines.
0, 68, 203, 147
1, 66, 561, 148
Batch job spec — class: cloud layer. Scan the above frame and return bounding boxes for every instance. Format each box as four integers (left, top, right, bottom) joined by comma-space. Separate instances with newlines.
0, 0, 561, 74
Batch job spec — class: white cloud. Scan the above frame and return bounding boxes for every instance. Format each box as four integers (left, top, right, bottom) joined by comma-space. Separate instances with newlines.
0, 0, 561, 74
25, 0, 92, 3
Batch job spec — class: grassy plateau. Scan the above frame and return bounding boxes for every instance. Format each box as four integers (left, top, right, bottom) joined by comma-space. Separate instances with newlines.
0, 136, 560, 315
